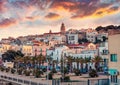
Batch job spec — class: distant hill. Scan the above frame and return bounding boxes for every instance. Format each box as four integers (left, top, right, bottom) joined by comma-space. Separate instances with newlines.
95, 25, 120, 32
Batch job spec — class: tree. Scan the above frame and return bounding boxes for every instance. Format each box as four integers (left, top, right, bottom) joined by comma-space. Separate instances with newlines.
92, 56, 103, 71
2, 50, 24, 62
102, 36, 108, 42
37, 54, 45, 68
52, 60, 57, 69
75, 57, 80, 70
79, 58, 84, 73
66, 56, 74, 72
74, 68, 81, 76
84, 57, 91, 72
78, 38, 89, 44
89, 69, 98, 77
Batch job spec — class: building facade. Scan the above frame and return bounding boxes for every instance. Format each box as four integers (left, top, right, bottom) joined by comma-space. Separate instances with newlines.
108, 33, 120, 83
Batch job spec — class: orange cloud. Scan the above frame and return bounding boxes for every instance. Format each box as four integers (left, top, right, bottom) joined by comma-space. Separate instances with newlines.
45, 13, 61, 20
93, 6, 120, 18
0, 18, 17, 28
50, 1, 78, 13
25, 16, 41, 21
0, 0, 7, 13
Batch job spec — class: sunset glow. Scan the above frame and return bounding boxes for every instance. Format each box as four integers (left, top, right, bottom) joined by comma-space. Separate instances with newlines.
0, 0, 120, 39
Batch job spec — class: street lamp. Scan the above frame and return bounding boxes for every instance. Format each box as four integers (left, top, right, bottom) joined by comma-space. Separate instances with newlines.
61, 50, 67, 82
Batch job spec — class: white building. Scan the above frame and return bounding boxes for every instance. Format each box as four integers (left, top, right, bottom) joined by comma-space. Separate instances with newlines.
46, 45, 69, 61
97, 33, 108, 42
67, 33, 78, 44
86, 29, 98, 43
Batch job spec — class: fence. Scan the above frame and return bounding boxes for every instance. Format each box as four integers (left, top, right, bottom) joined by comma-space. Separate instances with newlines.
52, 79, 109, 85
88, 79, 109, 85
0, 75, 47, 85
0, 72, 109, 85
110, 79, 120, 85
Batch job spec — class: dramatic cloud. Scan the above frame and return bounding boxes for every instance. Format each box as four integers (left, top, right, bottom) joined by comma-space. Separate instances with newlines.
0, 0, 8, 13
0, 18, 17, 28
0, 0, 120, 39
48, 0, 120, 19
45, 13, 60, 20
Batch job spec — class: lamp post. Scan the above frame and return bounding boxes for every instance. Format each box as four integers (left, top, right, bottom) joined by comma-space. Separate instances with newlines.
34, 49, 37, 77
61, 50, 67, 82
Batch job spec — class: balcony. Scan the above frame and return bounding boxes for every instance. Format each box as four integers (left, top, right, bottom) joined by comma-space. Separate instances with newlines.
101, 50, 109, 55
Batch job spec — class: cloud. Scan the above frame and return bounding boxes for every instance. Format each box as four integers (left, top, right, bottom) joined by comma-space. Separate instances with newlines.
45, 13, 60, 20
0, 0, 8, 13
93, 5, 119, 18
48, 0, 120, 19
0, 18, 17, 28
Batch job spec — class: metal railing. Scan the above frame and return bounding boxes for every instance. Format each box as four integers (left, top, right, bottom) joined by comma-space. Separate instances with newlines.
0, 74, 48, 85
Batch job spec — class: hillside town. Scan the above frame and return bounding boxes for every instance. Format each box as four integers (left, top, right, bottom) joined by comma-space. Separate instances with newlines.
0, 0, 120, 84
0, 23, 120, 85
0, 23, 109, 64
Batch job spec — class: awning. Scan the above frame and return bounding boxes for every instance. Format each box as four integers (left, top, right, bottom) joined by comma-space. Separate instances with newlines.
108, 69, 118, 75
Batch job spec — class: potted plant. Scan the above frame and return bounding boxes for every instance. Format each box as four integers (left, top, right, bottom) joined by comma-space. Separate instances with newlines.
0, 66, 5, 72
89, 69, 98, 77
34, 69, 43, 78
11, 68, 16, 74
5, 67, 10, 72
24, 70, 31, 76
17, 68, 23, 75
74, 69, 81, 76
46, 72, 53, 80
51, 68, 57, 73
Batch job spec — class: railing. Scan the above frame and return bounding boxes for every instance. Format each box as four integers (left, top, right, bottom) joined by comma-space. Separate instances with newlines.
0, 74, 48, 85
0, 72, 109, 85
52, 79, 109, 85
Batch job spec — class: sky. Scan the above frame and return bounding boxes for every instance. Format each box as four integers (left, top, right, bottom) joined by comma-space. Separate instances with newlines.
0, 0, 120, 39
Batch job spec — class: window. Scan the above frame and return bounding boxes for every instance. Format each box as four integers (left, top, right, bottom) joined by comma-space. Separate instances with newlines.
111, 75, 117, 83
110, 54, 117, 62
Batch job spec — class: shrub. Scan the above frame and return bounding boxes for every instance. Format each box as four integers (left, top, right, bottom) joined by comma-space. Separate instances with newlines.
61, 67, 68, 75
5, 67, 10, 72
89, 69, 98, 77
11, 68, 16, 74
74, 69, 81, 76
61, 76, 70, 82
51, 68, 57, 73
46, 72, 53, 80
42, 68, 47, 72
64, 76, 70, 81
34, 69, 43, 78
17, 68, 23, 75
0, 66, 5, 72
24, 70, 31, 76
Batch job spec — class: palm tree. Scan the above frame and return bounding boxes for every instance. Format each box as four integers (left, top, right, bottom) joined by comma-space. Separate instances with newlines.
14, 56, 22, 69
92, 56, 103, 71
66, 56, 74, 72
79, 58, 84, 73
47, 56, 53, 70
75, 57, 80, 70
37, 54, 45, 68
52, 60, 57, 69
84, 57, 91, 72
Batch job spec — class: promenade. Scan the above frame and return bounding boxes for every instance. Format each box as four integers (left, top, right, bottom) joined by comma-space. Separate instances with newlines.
0, 71, 109, 85
0, 71, 51, 85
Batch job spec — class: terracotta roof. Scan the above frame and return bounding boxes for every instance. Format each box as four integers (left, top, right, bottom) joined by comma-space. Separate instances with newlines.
32, 40, 39, 43
44, 32, 61, 35
33, 44, 39, 46
67, 43, 90, 47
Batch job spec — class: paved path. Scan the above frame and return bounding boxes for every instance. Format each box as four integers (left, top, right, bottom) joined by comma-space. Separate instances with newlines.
0, 71, 109, 85
0, 71, 52, 85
